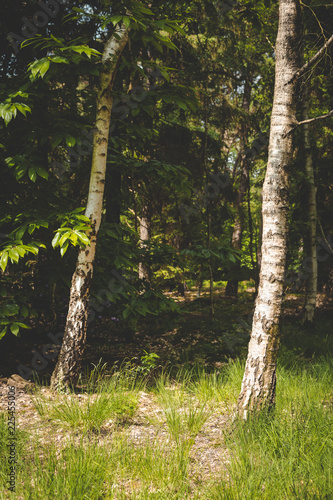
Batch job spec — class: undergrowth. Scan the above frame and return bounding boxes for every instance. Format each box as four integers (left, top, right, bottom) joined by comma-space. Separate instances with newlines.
1, 341, 333, 499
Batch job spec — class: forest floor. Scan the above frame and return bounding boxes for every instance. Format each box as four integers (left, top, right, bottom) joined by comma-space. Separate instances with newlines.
1, 284, 333, 498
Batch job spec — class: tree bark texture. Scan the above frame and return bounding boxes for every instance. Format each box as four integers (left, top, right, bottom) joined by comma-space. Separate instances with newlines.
51, 25, 129, 391
138, 204, 151, 281
301, 94, 318, 323
237, 0, 301, 418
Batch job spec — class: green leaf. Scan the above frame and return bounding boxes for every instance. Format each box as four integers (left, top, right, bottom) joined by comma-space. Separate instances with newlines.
39, 59, 51, 78
175, 98, 187, 110
161, 24, 174, 35
154, 20, 165, 29
28, 167, 37, 182
3, 304, 19, 316
59, 231, 71, 247
29, 58, 51, 79
68, 45, 101, 58
15, 225, 27, 240
21, 306, 29, 318
77, 233, 90, 246
1, 251, 9, 271
15, 164, 28, 180
8, 248, 20, 263
110, 15, 123, 26
60, 241, 69, 257
51, 232, 61, 248
36, 167, 49, 180
133, 3, 153, 15
122, 16, 131, 28
66, 135, 76, 147
70, 232, 78, 246
16, 246, 26, 258
159, 68, 170, 82
10, 323, 19, 336
15, 322, 30, 329
131, 107, 140, 117
15, 103, 31, 117
152, 40, 163, 53
0, 103, 14, 125
51, 56, 69, 64
0, 328, 7, 340
5, 157, 15, 167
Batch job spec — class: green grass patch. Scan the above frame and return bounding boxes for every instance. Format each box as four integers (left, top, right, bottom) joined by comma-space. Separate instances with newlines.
1, 314, 333, 499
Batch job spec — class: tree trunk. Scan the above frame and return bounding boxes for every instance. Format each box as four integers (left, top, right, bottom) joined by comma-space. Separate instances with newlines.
301, 95, 318, 323
255, 189, 263, 292
237, 0, 301, 418
138, 204, 151, 281
247, 179, 258, 295
105, 166, 121, 225
226, 79, 251, 299
225, 164, 249, 298
50, 25, 129, 391
207, 209, 214, 319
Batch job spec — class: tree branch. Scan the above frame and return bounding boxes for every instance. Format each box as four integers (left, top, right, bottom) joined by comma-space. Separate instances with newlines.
282, 109, 333, 137
318, 218, 333, 254
289, 33, 333, 83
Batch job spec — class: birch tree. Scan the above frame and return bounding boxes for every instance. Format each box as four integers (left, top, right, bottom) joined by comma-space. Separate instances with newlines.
237, 0, 333, 418
50, 24, 129, 391
138, 203, 151, 281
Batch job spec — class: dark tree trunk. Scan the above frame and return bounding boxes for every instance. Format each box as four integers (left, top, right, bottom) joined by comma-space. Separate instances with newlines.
105, 166, 121, 225
226, 80, 252, 299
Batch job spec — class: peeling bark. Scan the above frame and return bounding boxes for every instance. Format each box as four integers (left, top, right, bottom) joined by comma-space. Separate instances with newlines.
237, 0, 301, 418
50, 25, 129, 391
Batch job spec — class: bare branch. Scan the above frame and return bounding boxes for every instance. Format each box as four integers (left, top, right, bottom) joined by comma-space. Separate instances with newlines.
318, 218, 333, 254
289, 33, 333, 83
283, 109, 333, 137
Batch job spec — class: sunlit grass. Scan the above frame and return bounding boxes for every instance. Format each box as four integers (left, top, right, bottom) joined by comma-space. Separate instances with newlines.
1, 349, 333, 499
32, 365, 143, 433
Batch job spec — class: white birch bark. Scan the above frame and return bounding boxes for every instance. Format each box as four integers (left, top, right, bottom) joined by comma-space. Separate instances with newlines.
236, 1, 333, 417
51, 25, 129, 391
138, 204, 151, 281
237, 0, 301, 418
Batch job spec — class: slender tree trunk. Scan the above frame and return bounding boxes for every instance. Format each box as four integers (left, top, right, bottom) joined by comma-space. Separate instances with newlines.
237, 0, 301, 418
301, 95, 318, 323
226, 80, 251, 299
105, 166, 121, 225
207, 209, 214, 319
138, 203, 151, 281
225, 164, 249, 298
50, 25, 129, 391
247, 180, 258, 295
255, 190, 263, 292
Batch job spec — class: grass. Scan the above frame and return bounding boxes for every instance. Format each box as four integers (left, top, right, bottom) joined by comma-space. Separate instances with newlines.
212, 357, 333, 499
1, 317, 333, 499
32, 363, 142, 433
